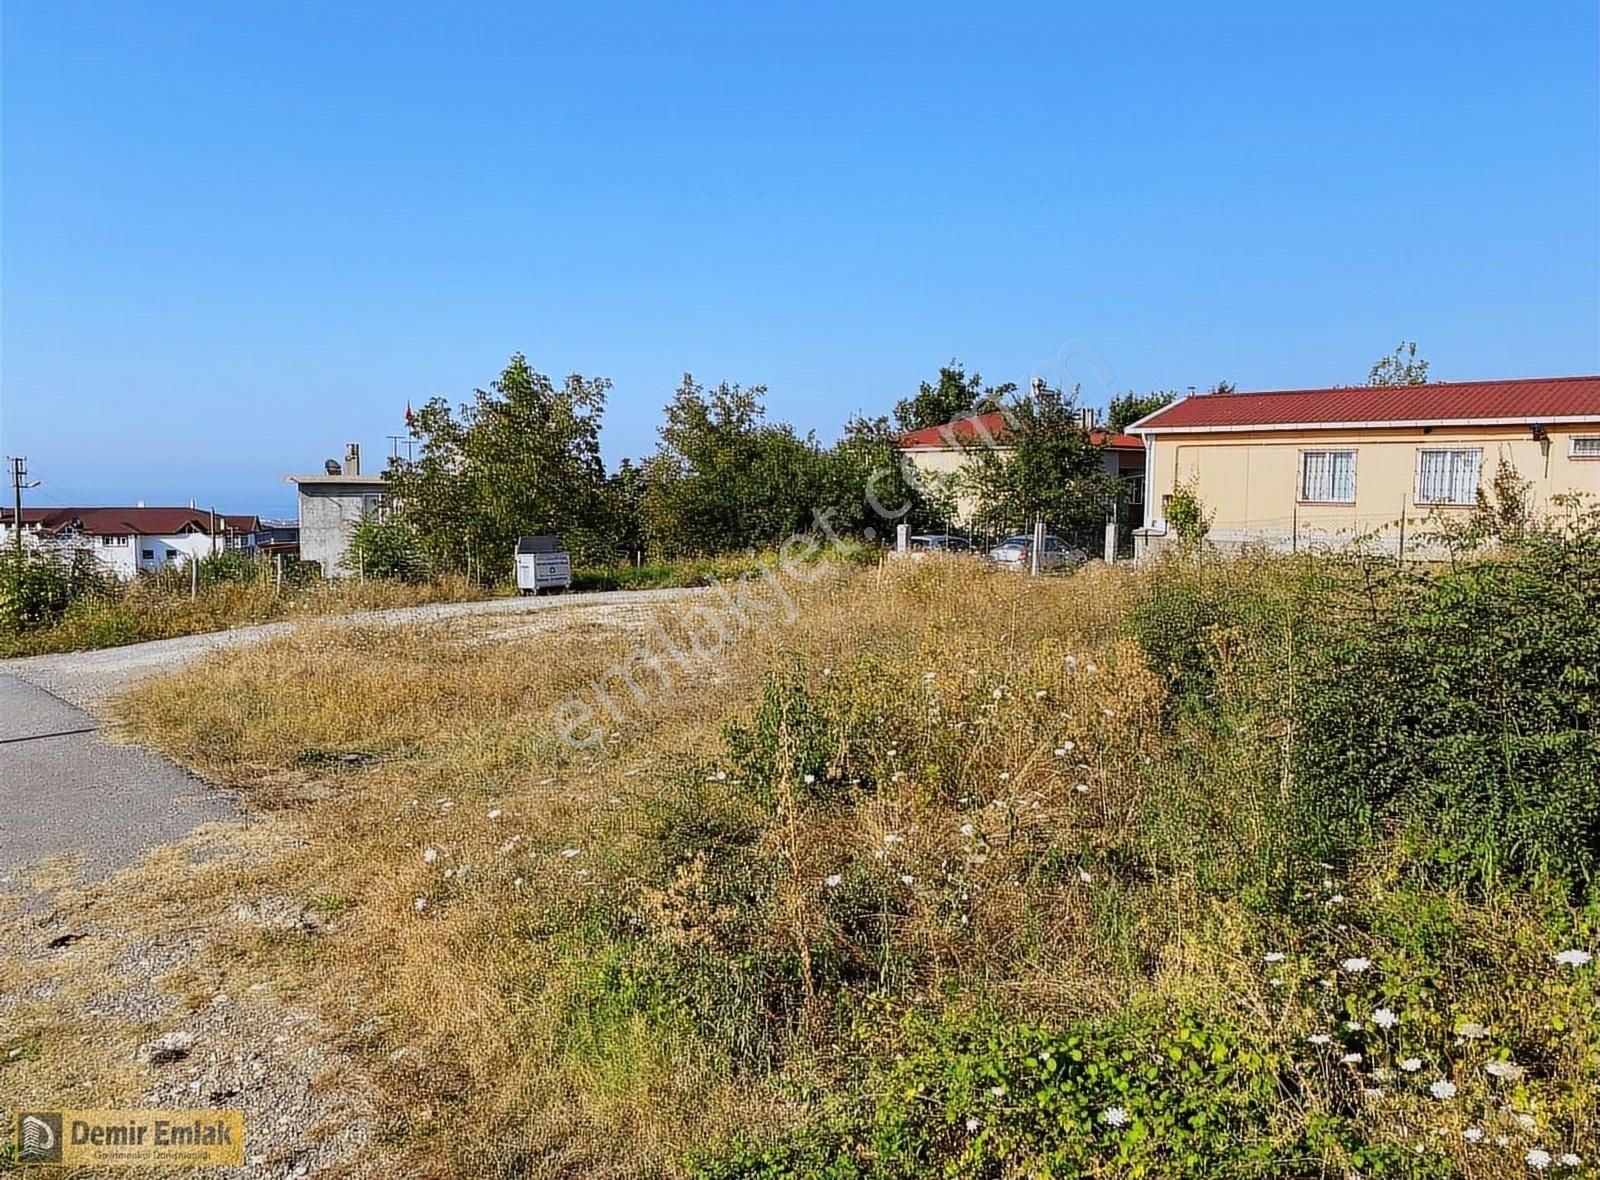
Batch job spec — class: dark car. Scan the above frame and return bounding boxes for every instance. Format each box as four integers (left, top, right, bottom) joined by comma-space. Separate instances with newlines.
906, 534, 974, 553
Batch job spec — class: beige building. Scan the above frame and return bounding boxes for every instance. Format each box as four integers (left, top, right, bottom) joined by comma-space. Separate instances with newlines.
1130, 375, 1600, 555
896, 409, 1146, 529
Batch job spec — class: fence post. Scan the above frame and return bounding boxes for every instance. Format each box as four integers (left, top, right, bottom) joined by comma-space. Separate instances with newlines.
1031, 519, 1045, 577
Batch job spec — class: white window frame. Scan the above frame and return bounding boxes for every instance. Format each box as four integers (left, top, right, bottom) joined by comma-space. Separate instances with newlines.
1570, 436, 1600, 460
1297, 448, 1357, 504
1413, 447, 1483, 507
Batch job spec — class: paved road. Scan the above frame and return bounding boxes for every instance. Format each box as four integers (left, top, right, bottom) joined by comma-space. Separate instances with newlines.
0, 587, 701, 890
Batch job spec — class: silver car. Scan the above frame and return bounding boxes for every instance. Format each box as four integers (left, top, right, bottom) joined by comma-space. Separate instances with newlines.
986, 533, 1087, 571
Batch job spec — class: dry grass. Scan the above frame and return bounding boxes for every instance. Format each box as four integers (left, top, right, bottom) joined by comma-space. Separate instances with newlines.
9, 555, 1593, 1177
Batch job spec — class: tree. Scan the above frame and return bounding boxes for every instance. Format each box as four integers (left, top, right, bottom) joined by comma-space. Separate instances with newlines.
1107, 391, 1177, 432
384, 354, 612, 580
1367, 341, 1430, 387
960, 385, 1112, 541
641, 375, 824, 556
893, 362, 1017, 434
816, 414, 954, 537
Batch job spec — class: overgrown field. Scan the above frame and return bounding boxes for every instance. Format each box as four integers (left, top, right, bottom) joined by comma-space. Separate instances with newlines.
99, 539, 1600, 1178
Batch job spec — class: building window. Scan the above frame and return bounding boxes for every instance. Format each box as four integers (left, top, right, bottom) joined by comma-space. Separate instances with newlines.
1299, 450, 1356, 503
142, 549, 154, 560
1415, 448, 1482, 506
99, 534, 130, 546
1572, 436, 1600, 459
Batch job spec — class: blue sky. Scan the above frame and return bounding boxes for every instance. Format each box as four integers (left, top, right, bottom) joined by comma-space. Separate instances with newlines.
4, 1, 1597, 516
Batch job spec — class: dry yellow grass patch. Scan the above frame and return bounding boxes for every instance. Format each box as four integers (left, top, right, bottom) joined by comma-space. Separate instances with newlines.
91, 560, 1154, 1176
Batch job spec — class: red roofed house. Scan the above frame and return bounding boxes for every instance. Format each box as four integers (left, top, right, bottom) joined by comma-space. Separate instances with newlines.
896, 408, 1147, 532
0, 506, 260, 578
1128, 376, 1600, 556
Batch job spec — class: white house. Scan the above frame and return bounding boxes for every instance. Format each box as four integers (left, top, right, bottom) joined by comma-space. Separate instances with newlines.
0, 506, 260, 578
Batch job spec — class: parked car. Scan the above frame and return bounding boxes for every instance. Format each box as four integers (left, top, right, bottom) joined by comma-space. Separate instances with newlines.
906, 533, 973, 553
985, 533, 1087, 571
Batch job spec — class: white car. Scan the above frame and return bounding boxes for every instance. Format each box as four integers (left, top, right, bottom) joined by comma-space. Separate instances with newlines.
986, 534, 1087, 571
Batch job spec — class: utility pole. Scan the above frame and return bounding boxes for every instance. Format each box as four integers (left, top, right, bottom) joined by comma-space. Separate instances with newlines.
9, 456, 40, 558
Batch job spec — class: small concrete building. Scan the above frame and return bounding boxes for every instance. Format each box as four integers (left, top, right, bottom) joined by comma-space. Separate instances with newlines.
286, 444, 387, 577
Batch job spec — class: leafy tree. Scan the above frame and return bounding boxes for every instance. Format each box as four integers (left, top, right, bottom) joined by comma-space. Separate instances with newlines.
642, 376, 824, 556
1164, 481, 1212, 548
345, 514, 431, 582
385, 354, 612, 580
1107, 390, 1177, 432
816, 414, 955, 537
959, 385, 1112, 541
605, 457, 648, 561
893, 362, 1016, 434
1367, 341, 1430, 387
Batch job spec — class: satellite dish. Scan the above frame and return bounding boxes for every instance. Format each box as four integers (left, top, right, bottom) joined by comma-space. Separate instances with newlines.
324, 459, 342, 475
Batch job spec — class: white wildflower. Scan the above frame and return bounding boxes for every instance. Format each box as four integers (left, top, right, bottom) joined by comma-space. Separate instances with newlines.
1034, 690, 1047, 699
1559, 1154, 1581, 1167
960, 823, 975, 837
804, 774, 816, 785
1371, 1007, 1399, 1030
988, 1085, 1005, 1098
1074, 782, 1089, 793
899, 874, 915, 885
1462, 1127, 1483, 1143
1485, 1061, 1525, 1080
1526, 1149, 1552, 1170
412, 897, 427, 913
1399, 1057, 1422, 1072
825, 874, 843, 888
1554, 949, 1592, 967
1269, 977, 1283, 988
964, 1115, 980, 1133
422, 847, 439, 865
992, 688, 1004, 700
560, 847, 581, 859
1340, 957, 1372, 974
1456, 1022, 1489, 1040
1428, 1079, 1457, 1100
1345, 1021, 1364, 1032
487, 808, 502, 820
1518, 1114, 1539, 1131
883, 832, 903, 845
1307, 1033, 1332, 1046
1079, 869, 1093, 884
1101, 1106, 1129, 1128
1327, 893, 1346, 905
1263, 952, 1286, 963
1341, 1052, 1363, 1065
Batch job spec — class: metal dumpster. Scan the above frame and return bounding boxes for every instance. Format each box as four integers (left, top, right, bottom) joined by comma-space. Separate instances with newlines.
514, 535, 572, 595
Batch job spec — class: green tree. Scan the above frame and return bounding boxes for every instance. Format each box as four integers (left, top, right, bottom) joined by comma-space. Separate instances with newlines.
893, 362, 1017, 434
816, 414, 954, 537
385, 354, 612, 580
960, 386, 1112, 541
1367, 341, 1430, 386
1107, 390, 1177, 432
641, 376, 824, 556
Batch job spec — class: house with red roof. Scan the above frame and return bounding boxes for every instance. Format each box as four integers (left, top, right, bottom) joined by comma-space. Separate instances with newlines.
1127, 375, 1600, 555
896, 408, 1146, 530
0, 505, 260, 578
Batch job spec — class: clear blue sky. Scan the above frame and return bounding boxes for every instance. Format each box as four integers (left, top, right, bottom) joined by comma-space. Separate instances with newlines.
4, 1, 1597, 516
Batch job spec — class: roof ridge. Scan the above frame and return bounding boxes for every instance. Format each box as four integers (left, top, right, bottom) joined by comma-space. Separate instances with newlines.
1203, 374, 1600, 399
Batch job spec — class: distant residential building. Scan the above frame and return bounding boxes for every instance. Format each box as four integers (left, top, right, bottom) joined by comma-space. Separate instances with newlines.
1129, 375, 1600, 555
0, 506, 260, 578
285, 443, 387, 576
896, 408, 1147, 524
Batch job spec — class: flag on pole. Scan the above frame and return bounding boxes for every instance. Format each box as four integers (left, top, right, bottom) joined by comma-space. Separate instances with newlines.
405, 401, 415, 427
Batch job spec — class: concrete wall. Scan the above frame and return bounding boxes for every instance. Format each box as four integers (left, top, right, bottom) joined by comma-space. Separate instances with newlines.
1141, 424, 1600, 553
296, 481, 385, 576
